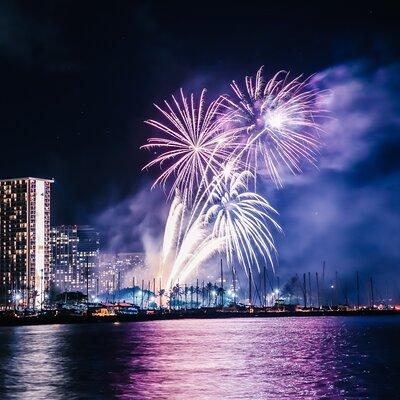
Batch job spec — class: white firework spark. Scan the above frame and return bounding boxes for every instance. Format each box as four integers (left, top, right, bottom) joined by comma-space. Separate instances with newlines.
204, 169, 281, 273
225, 67, 325, 186
159, 194, 184, 281
165, 211, 213, 289
167, 170, 281, 286
142, 89, 234, 205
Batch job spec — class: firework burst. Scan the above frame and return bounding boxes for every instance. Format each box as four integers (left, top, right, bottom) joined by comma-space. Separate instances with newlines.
225, 67, 324, 186
142, 89, 234, 205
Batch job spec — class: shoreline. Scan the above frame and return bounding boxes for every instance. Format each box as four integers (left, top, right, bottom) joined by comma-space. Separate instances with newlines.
0, 309, 399, 327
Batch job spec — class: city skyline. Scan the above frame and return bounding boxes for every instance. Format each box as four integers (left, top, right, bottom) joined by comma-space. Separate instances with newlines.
0, 174, 397, 309
0, 176, 147, 309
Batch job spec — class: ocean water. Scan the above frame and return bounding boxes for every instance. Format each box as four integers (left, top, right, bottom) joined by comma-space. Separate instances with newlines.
0, 316, 399, 399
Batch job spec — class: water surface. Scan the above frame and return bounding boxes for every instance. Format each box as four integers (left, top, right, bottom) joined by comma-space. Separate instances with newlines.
0, 316, 399, 399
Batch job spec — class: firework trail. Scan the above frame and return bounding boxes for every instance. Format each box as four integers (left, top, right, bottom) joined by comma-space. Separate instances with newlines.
166, 211, 213, 288
159, 194, 184, 281
203, 169, 281, 273
176, 236, 225, 286
225, 67, 324, 186
141, 89, 234, 206
167, 170, 281, 287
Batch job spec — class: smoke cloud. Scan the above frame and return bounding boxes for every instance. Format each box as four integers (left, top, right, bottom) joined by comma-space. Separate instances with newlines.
94, 182, 168, 276
268, 61, 400, 299
95, 61, 400, 301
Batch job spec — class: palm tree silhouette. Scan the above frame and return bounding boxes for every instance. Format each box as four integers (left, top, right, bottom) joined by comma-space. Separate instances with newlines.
206, 282, 213, 307
158, 288, 166, 309
189, 285, 195, 308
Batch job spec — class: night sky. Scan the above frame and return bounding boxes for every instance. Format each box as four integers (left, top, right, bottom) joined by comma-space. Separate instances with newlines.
1, 2, 399, 286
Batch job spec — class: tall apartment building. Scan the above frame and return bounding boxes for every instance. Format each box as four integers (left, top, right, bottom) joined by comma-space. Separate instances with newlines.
50, 225, 78, 291
97, 252, 145, 294
0, 177, 53, 309
50, 225, 99, 295
76, 225, 100, 294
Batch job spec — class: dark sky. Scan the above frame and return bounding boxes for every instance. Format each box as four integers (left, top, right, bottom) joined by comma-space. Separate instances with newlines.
1, 1, 400, 290
1, 1, 398, 223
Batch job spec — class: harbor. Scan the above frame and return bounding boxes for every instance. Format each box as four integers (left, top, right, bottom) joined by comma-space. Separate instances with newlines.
1, 303, 399, 327
2, 262, 399, 327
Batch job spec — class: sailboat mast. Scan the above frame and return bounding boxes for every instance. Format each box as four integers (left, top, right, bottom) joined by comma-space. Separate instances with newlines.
249, 269, 252, 306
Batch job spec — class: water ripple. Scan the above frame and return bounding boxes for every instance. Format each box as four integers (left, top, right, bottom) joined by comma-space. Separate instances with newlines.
0, 316, 399, 399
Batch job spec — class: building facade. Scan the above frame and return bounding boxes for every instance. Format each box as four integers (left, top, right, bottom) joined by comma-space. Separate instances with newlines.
50, 225, 100, 295
97, 252, 145, 295
0, 177, 53, 309
50, 225, 78, 291
76, 225, 100, 294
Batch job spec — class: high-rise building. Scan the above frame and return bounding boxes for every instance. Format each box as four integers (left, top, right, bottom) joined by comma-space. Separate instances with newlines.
0, 177, 53, 309
50, 225, 99, 295
97, 252, 145, 295
50, 225, 78, 292
76, 225, 100, 294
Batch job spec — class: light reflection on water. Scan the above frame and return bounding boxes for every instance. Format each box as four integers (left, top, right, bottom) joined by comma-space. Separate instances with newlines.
0, 316, 399, 399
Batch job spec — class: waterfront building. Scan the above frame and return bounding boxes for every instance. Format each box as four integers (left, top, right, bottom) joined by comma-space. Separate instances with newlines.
76, 225, 100, 294
50, 225, 100, 295
0, 177, 53, 308
50, 225, 78, 291
97, 252, 145, 295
